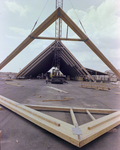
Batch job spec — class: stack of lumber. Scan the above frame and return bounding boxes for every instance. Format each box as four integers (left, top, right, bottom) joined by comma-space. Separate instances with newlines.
79, 82, 110, 91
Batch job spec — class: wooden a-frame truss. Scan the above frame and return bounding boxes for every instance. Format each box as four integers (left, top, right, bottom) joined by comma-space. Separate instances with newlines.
0, 7, 120, 80
0, 95, 120, 148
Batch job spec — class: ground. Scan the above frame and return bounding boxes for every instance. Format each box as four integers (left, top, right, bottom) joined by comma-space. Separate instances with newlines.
0, 79, 120, 150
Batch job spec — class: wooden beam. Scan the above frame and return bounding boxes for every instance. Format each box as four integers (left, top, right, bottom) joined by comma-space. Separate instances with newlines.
59, 8, 120, 79
20, 47, 53, 77
31, 36, 86, 41
25, 105, 71, 111
70, 108, 81, 140
88, 111, 120, 130
16, 41, 56, 77
60, 41, 95, 81
5, 81, 22, 87
70, 108, 78, 126
24, 104, 117, 114
63, 97, 74, 100
42, 99, 69, 102
79, 111, 120, 147
86, 110, 96, 121
0, 8, 59, 70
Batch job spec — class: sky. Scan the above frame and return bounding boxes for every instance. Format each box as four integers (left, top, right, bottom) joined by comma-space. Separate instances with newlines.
0, 0, 120, 73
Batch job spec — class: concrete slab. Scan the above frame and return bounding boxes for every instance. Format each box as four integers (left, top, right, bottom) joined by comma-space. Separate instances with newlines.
0, 79, 120, 150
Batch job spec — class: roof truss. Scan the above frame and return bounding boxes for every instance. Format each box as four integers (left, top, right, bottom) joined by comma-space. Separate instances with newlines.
16, 41, 93, 80
0, 7, 120, 79
0, 95, 120, 148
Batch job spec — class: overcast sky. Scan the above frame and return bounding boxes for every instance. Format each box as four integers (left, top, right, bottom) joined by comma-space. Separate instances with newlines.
0, 0, 120, 73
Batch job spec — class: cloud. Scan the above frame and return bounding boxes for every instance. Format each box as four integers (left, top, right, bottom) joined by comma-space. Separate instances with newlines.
66, 0, 120, 71
5, 1, 29, 16
9, 27, 30, 36
67, 0, 120, 39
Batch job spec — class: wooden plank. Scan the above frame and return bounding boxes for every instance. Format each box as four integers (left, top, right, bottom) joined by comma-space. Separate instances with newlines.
25, 105, 71, 111
20, 47, 54, 77
63, 97, 74, 100
32, 36, 84, 41
79, 111, 120, 147
86, 110, 96, 121
42, 99, 69, 102
70, 108, 78, 126
60, 41, 94, 81
5, 81, 22, 87
47, 86, 69, 94
70, 108, 81, 140
79, 82, 110, 91
24, 104, 117, 114
16, 41, 56, 77
88, 111, 120, 130
74, 108, 117, 114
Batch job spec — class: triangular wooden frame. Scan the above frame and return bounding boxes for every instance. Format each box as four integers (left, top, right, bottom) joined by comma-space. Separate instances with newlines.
16, 40, 93, 80
0, 95, 120, 148
0, 7, 120, 79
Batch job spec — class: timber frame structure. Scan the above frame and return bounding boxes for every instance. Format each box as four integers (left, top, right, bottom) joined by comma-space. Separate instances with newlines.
16, 41, 97, 80
0, 95, 120, 148
0, 7, 120, 80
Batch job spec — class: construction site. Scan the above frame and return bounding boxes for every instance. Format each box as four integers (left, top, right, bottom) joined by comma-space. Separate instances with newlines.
0, 0, 120, 150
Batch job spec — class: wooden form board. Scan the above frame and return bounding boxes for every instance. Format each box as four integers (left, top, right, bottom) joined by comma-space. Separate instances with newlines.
79, 81, 110, 91
0, 95, 120, 148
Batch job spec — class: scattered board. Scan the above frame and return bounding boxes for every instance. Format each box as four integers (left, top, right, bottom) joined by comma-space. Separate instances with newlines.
42, 99, 69, 102
47, 86, 68, 93
5, 81, 22, 87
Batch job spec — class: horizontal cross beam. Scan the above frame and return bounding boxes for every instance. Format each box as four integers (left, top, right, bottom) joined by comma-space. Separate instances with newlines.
30, 36, 88, 41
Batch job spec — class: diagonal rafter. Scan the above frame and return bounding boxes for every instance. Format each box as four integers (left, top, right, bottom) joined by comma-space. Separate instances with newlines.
59, 8, 120, 79
0, 8, 59, 70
